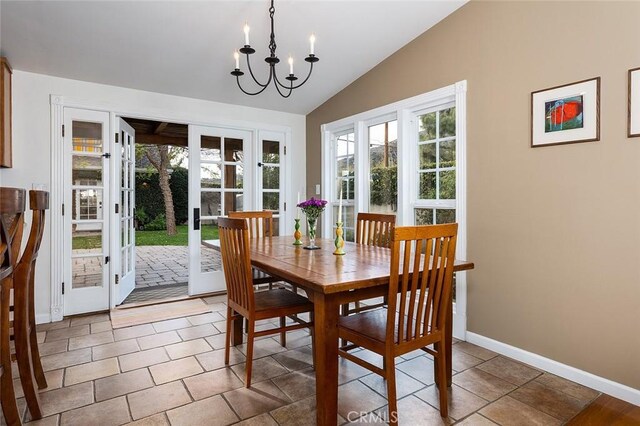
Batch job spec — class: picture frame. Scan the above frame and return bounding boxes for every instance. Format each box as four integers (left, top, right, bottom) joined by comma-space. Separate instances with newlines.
628, 67, 640, 138
531, 77, 600, 148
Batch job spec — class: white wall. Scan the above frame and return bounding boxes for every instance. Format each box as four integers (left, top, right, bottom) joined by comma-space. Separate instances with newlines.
0, 70, 306, 322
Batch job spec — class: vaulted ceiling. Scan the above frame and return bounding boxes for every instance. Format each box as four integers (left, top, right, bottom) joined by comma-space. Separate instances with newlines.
0, 1, 465, 114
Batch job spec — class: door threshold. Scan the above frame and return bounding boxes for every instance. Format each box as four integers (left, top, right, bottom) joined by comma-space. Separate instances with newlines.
114, 290, 227, 310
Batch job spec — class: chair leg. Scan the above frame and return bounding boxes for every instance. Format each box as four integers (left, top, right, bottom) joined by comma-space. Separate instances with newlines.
1, 283, 22, 426
279, 317, 286, 347
435, 341, 449, 418
309, 312, 316, 369
245, 320, 255, 388
384, 354, 398, 426
224, 307, 232, 365
15, 313, 42, 420
340, 303, 349, 347
28, 276, 47, 390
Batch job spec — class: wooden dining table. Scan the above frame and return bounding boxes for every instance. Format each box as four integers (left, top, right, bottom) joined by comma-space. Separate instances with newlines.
203, 236, 474, 426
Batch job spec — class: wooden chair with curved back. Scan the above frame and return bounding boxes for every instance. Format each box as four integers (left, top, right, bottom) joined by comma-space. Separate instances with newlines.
341, 213, 396, 320
219, 217, 314, 387
0, 188, 23, 425
338, 223, 458, 423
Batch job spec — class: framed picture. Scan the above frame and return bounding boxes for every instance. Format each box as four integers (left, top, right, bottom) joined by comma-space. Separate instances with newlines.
531, 77, 600, 147
628, 67, 640, 138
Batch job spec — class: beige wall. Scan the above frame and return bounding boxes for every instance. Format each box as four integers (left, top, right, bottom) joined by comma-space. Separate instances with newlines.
306, 1, 640, 389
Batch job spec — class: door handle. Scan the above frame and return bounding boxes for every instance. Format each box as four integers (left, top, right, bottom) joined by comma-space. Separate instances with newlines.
194, 208, 200, 231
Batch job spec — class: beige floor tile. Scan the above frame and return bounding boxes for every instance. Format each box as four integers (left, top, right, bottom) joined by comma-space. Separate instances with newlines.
183, 368, 244, 400
205, 333, 227, 350
456, 413, 497, 425
126, 413, 170, 426
270, 396, 343, 426
22, 414, 60, 426
510, 381, 587, 421
39, 339, 69, 356
176, 323, 219, 341
203, 294, 226, 304
415, 384, 489, 420
231, 356, 289, 384
137, 330, 182, 351
454, 342, 499, 361
151, 317, 192, 333
233, 413, 278, 426
360, 369, 426, 400
271, 346, 313, 371
45, 325, 90, 342
206, 302, 227, 312
396, 355, 436, 385
37, 331, 47, 343
68, 330, 114, 350
224, 379, 291, 419
13, 369, 64, 398
69, 313, 110, 327
36, 319, 70, 332
39, 382, 94, 417
60, 395, 130, 426
64, 357, 120, 386
196, 347, 245, 371
338, 357, 372, 385
391, 395, 452, 425
113, 323, 156, 341
337, 380, 388, 420
149, 356, 203, 385
95, 368, 154, 402
165, 338, 211, 359
92, 338, 140, 361
533, 373, 600, 404
236, 338, 288, 359
41, 348, 92, 372
452, 350, 484, 372
166, 394, 239, 426
480, 395, 562, 426
187, 312, 225, 326
119, 347, 169, 372
271, 368, 316, 402
452, 368, 517, 402
476, 356, 542, 386
91, 321, 113, 334
127, 381, 192, 420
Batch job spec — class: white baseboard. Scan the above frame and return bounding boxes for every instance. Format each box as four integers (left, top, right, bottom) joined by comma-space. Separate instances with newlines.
466, 332, 640, 406
36, 313, 52, 325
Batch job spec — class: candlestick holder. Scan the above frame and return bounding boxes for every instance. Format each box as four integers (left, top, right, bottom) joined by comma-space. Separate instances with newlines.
293, 218, 303, 246
333, 222, 346, 255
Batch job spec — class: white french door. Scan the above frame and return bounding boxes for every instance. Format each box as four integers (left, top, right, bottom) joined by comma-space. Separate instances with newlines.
188, 125, 252, 295
63, 108, 111, 315
114, 118, 136, 304
257, 131, 285, 235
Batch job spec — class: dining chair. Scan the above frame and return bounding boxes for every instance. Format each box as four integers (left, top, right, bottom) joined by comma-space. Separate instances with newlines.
341, 213, 396, 320
338, 223, 458, 422
0, 195, 22, 425
218, 217, 314, 387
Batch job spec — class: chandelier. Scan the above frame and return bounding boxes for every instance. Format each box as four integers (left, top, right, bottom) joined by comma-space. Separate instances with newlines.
231, 0, 319, 98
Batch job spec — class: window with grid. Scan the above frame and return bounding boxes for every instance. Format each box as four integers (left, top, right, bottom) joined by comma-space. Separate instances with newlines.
334, 130, 355, 241
415, 105, 456, 226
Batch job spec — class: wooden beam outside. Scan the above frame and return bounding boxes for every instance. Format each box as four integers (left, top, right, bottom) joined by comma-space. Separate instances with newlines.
153, 122, 169, 134
136, 133, 187, 147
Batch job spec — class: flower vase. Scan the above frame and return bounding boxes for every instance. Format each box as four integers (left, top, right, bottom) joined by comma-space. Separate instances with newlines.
293, 218, 303, 246
333, 222, 345, 255
304, 216, 320, 250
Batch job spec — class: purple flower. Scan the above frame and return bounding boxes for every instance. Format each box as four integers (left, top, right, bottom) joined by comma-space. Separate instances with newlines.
297, 197, 327, 219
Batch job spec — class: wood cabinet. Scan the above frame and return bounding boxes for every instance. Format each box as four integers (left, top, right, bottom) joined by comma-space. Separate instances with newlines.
1, 57, 12, 168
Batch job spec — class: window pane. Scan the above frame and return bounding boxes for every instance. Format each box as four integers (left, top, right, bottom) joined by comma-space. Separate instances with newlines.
201, 164, 221, 188
72, 256, 103, 288
369, 120, 397, 213
439, 170, 456, 199
72, 225, 102, 253
224, 138, 243, 162
72, 156, 103, 185
224, 192, 243, 215
201, 136, 221, 161
436, 209, 456, 224
419, 143, 436, 170
263, 165, 279, 189
201, 219, 220, 273
439, 107, 456, 137
439, 139, 456, 166
419, 172, 436, 199
262, 140, 280, 163
333, 205, 355, 242
415, 208, 434, 225
72, 189, 103, 220
224, 164, 243, 189
263, 192, 279, 212
72, 121, 103, 152
201, 191, 221, 217
418, 112, 436, 141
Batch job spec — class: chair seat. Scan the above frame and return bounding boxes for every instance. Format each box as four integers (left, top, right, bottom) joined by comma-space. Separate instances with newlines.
338, 308, 391, 344
254, 289, 313, 315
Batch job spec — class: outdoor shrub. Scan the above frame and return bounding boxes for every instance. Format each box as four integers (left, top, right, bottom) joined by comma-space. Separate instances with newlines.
144, 214, 167, 231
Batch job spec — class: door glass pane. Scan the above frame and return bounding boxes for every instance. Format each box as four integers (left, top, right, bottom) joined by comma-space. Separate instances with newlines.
333, 205, 355, 242
72, 156, 103, 185
72, 189, 103, 220
201, 164, 221, 188
263, 192, 279, 212
72, 224, 102, 254
201, 219, 220, 273
224, 164, 243, 189
224, 138, 243, 162
201, 136, 221, 161
224, 192, 243, 215
368, 120, 397, 214
263, 165, 279, 189
201, 191, 221, 217
72, 121, 103, 152
262, 140, 280, 163
72, 256, 103, 288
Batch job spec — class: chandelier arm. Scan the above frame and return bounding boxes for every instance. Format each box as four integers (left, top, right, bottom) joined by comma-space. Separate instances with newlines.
245, 55, 270, 88
275, 61, 315, 90
273, 78, 294, 98
235, 73, 272, 96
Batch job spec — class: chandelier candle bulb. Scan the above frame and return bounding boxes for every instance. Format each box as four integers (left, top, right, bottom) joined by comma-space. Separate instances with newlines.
243, 23, 250, 45
288, 56, 293, 75
234, 51, 240, 69
310, 34, 316, 55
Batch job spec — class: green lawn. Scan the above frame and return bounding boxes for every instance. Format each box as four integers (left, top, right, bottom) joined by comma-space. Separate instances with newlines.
72, 225, 219, 250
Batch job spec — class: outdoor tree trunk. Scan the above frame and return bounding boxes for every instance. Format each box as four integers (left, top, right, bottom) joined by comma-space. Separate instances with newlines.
145, 145, 177, 236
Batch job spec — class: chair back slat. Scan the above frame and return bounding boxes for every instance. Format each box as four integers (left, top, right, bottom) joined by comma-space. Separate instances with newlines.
355, 213, 395, 248
218, 217, 255, 313
229, 211, 274, 238
386, 224, 458, 345
0, 188, 26, 269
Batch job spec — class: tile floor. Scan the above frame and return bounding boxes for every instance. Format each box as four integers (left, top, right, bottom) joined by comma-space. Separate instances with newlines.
5, 296, 607, 426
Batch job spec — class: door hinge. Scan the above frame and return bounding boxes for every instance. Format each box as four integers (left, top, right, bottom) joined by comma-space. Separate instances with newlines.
115, 133, 119, 143
284, 202, 287, 211
105, 256, 110, 265
62, 125, 65, 137
115, 204, 119, 214
284, 146, 287, 155
62, 282, 65, 295
115, 275, 119, 285
62, 204, 65, 216
102, 153, 111, 159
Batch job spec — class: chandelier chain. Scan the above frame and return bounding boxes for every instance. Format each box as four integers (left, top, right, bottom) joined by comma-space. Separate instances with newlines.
268, 0, 277, 56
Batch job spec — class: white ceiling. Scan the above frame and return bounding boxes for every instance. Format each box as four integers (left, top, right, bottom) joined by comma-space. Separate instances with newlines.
0, 1, 465, 115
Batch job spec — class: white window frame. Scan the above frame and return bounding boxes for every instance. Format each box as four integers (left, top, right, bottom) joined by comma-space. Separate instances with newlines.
320, 81, 468, 339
